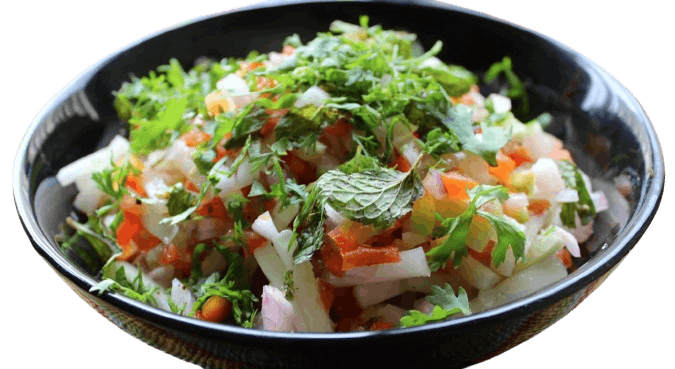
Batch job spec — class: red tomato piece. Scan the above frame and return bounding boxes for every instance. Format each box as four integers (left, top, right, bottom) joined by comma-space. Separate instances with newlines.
340, 245, 401, 271
181, 129, 211, 147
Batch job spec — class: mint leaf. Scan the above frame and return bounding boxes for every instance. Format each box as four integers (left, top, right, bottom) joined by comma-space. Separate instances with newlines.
316, 163, 423, 227
423, 127, 460, 158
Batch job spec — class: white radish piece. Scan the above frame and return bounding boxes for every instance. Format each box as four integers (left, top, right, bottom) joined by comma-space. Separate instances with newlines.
327, 247, 431, 286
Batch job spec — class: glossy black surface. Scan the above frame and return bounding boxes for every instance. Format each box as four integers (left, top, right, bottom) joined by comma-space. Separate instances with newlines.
14, 0, 664, 368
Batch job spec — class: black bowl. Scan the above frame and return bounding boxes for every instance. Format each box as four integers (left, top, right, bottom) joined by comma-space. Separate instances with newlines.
13, 0, 665, 368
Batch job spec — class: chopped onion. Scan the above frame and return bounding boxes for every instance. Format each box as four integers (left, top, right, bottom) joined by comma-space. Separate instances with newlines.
328, 247, 431, 286
529, 158, 566, 201
289, 262, 334, 332
592, 191, 609, 212
460, 256, 502, 290
401, 141, 421, 168
294, 86, 330, 108
353, 280, 404, 308
486, 93, 511, 113
142, 201, 179, 245
261, 285, 298, 332
195, 218, 224, 242
272, 202, 300, 231
554, 188, 579, 203
171, 278, 196, 316
56, 135, 129, 187
147, 266, 175, 288
252, 211, 280, 240
73, 183, 105, 214
217, 73, 249, 94
422, 169, 446, 200
272, 230, 296, 270
504, 192, 529, 210
161, 139, 197, 178
521, 124, 561, 159
471, 256, 567, 313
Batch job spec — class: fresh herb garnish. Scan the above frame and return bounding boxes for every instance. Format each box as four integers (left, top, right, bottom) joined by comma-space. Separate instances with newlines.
400, 284, 471, 327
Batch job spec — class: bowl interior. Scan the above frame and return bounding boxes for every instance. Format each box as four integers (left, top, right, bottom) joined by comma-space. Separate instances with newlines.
16, 0, 662, 341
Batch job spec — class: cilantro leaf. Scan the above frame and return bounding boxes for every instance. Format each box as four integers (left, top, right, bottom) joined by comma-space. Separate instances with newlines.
557, 160, 596, 228
191, 271, 258, 327
129, 98, 188, 154
166, 183, 196, 216
423, 128, 460, 158
400, 284, 470, 327
426, 185, 524, 270
476, 211, 526, 266
439, 105, 511, 166
484, 56, 525, 99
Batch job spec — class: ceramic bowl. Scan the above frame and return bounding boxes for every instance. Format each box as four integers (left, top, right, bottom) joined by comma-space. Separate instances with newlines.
13, 0, 664, 368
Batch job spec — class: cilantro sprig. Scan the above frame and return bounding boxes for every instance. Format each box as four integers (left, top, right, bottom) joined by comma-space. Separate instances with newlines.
426, 185, 525, 271
400, 284, 471, 327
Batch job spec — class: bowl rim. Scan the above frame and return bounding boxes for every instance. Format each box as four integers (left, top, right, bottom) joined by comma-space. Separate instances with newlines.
13, 0, 665, 346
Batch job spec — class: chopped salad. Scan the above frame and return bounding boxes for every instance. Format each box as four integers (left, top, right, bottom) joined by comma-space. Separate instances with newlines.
56, 17, 609, 332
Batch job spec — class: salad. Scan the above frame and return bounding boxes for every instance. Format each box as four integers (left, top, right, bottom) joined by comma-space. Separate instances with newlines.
56, 17, 609, 332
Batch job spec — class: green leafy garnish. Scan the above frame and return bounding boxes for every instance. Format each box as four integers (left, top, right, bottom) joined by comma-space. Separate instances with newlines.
192, 271, 258, 327
426, 185, 525, 271
557, 160, 596, 228
400, 284, 471, 327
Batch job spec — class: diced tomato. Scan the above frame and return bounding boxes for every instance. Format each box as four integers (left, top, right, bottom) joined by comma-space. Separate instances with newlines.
117, 240, 139, 262
160, 244, 193, 278
241, 184, 253, 197
281, 151, 317, 185
365, 213, 409, 247
323, 119, 352, 138
389, 152, 411, 172
246, 231, 268, 254
320, 243, 345, 277
327, 222, 365, 252
181, 129, 212, 147
318, 279, 335, 312
440, 171, 478, 201
116, 213, 142, 248
369, 321, 394, 331
124, 175, 147, 197
340, 245, 401, 271
184, 179, 201, 193
196, 197, 229, 222
281, 45, 296, 56
556, 248, 573, 268
467, 240, 496, 266
488, 151, 517, 185
120, 195, 143, 217
528, 199, 550, 215
504, 145, 535, 166
213, 132, 234, 162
